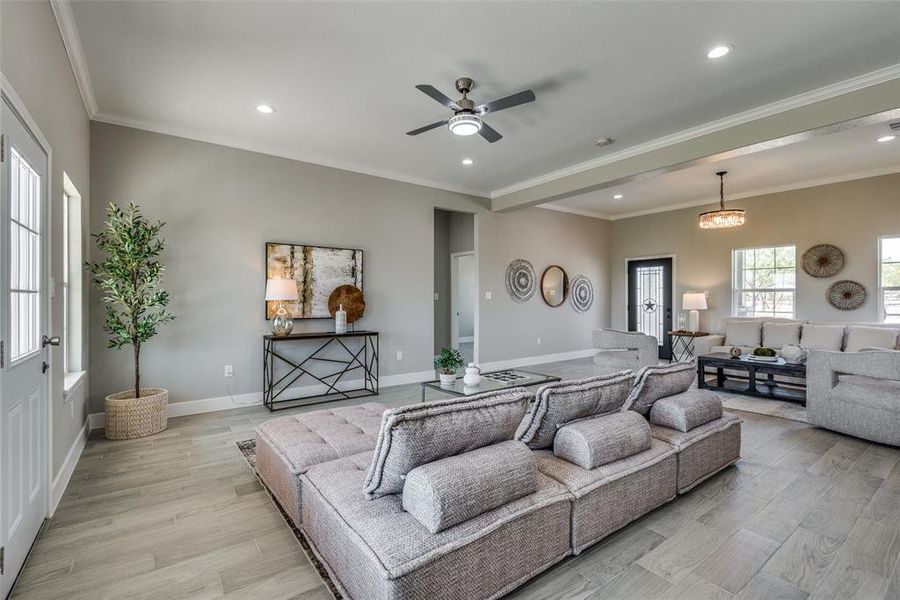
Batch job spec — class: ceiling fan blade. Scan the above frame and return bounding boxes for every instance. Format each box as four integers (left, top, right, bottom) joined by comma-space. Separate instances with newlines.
415, 84, 461, 110
406, 120, 448, 136
476, 90, 536, 115
478, 122, 503, 143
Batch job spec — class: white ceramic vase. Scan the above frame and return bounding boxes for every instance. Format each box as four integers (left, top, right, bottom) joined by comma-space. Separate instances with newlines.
781, 344, 807, 364
463, 363, 482, 386
439, 373, 456, 387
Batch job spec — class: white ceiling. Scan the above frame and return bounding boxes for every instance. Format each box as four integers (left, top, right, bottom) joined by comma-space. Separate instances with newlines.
545, 120, 900, 219
67, 1, 900, 199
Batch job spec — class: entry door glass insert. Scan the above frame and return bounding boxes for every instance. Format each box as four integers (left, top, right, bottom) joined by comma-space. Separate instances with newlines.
9, 146, 42, 362
627, 258, 673, 360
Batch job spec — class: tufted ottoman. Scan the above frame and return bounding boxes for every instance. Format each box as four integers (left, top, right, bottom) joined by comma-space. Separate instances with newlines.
255, 402, 387, 525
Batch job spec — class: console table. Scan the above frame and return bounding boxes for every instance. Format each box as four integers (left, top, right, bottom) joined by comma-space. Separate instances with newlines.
263, 330, 379, 411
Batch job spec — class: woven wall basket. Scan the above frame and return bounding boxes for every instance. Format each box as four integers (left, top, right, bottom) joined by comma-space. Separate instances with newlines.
105, 388, 168, 440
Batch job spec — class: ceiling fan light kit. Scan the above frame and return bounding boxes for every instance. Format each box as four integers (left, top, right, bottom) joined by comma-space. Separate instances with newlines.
699, 170, 746, 229
407, 76, 535, 144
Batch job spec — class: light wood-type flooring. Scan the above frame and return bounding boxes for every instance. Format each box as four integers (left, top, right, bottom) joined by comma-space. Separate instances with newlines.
11, 357, 900, 599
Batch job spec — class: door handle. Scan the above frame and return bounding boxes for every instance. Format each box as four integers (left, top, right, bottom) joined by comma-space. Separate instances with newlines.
42, 361, 49, 374
42, 335, 60, 347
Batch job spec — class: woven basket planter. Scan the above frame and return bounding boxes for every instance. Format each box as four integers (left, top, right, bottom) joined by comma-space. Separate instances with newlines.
105, 388, 168, 440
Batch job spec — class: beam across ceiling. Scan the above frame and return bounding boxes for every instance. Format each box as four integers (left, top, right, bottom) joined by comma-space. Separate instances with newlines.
491, 74, 900, 212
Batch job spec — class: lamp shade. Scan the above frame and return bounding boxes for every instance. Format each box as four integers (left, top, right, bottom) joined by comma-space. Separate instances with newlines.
682, 292, 708, 311
265, 278, 299, 302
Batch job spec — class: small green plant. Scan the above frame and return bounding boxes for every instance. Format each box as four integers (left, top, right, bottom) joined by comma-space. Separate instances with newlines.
753, 347, 777, 357
433, 346, 464, 375
88, 202, 175, 400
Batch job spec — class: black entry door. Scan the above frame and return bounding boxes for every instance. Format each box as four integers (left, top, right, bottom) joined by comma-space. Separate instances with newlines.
627, 257, 673, 360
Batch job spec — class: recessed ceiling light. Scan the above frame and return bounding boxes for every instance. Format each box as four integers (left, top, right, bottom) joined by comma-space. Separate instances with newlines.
707, 44, 733, 59
877, 135, 896, 143
461, 158, 474, 166
256, 104, 276, 114
613, 194, 624, 200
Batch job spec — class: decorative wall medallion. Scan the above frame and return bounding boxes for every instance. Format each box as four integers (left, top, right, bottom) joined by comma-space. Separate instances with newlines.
802, 244, 845, 278
827, 280, 867, 310
569, 275, 594, 313
505, 259, 536, 303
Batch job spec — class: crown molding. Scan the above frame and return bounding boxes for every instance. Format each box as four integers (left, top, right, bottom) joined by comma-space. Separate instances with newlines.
50, 0, 97, 118
492, 63, 900, 200
92, 110, 489, 198
592, 166, 900, 221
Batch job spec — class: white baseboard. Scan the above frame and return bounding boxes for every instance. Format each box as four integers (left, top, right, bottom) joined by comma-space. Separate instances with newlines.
50, 419, 89, 515
86, 350, 594, 430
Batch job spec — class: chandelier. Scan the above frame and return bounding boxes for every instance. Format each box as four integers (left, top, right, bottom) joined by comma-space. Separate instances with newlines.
699, 171, 745, 229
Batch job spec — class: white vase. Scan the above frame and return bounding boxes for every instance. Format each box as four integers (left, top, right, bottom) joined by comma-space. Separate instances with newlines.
439, 373, 456, 387
463, 363, 482, 386
782, 344, 807, 364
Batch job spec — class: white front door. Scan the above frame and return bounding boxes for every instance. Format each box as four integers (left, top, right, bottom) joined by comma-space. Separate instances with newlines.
1, 96, 50, 598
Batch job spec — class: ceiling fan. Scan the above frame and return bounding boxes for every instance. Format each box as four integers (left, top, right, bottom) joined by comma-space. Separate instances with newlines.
406, 77, 536, 143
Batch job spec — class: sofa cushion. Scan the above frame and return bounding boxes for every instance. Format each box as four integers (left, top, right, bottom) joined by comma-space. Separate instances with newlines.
725, 320, 762, 347
255, 402, 386, 475
650, 389, 723, 433
515, 372, 635, 449
402, 441, 537, 534
844, 326, 899, 353
302, 452, 572, 598
363, 389, 530, 499
625, 362, 696, 416
553, 411, 651, 469
800, 324, 844, 351
650, 414, 742, 493
763, 321, 801, 350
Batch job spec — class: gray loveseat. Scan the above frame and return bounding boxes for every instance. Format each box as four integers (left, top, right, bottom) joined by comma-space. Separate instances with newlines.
255, 363, 741, 599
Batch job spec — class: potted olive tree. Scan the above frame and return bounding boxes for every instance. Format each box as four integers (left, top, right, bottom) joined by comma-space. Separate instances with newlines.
89, 202, 174, 440
433, 346, 464, 386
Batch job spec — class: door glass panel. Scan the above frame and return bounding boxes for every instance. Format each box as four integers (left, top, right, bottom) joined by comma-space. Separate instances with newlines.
636, 265, 664, 348
9, 146, 41, 362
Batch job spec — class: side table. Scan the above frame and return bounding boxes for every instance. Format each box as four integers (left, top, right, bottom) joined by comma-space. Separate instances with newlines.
667, 330, 710, 363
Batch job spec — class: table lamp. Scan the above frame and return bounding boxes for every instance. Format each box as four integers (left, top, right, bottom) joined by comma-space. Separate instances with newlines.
266, 278, 299, 336
682, 292, 708, 332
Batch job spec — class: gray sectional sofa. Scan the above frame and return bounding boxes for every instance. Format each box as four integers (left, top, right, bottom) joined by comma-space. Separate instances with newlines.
255, 361, 741, 599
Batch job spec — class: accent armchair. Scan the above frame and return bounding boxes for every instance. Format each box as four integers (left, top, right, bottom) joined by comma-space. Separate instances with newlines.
592, 329, 659, 375
807, 349, 900, 446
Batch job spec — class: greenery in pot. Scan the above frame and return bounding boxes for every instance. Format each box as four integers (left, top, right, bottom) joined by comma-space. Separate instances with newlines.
752, 347, 777, 357
88, 202, 175, 400
433, 346, 464, 375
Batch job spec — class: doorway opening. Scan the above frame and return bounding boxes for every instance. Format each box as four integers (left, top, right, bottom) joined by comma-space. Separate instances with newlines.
434, 209, 476, 365
626, 256, 674, 360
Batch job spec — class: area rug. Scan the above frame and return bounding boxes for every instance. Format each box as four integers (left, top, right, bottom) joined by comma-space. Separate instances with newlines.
718, 392, 809, 423
236, 439, 342, 600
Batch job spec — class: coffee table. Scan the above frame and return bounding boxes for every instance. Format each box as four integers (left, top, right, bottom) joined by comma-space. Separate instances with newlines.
697, 352, 807, 405
421, 369, 560, 401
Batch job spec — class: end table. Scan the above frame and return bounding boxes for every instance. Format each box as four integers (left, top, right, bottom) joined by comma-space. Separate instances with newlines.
668, 330, 710, 363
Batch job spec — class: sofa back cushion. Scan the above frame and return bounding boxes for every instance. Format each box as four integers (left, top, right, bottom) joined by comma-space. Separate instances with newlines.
801, 324, 845, 351
402, 440, 537, 533
625, 361, 696, 416
515, 372, 635, 449
724, 320, 762, 347
763, 322, 801, 350
363, 389, 530, 499
553, 411, 651, 469
845, 326, 899, 353
649, 389, 723, 432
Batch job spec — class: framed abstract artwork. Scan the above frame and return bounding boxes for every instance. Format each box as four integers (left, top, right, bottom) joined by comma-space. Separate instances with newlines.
265, 242, 363, 319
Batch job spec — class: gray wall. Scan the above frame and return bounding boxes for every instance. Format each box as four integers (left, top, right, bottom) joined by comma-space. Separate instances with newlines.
2, 0, 92, 475
457, 255, 475, 338
609, 173, 900, 332
90, 123, 610, 410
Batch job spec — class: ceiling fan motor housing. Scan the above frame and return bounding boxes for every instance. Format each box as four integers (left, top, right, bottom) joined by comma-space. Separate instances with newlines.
455, 77, 474, 94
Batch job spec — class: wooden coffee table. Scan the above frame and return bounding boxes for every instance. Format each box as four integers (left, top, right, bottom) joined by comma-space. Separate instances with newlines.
697, 353, 807, 405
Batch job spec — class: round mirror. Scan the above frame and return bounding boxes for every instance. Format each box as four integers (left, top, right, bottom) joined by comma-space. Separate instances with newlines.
541, 265, 569, 307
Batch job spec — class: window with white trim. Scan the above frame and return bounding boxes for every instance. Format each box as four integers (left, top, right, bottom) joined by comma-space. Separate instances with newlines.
732, 245, 796, 318
62, 173, 83, 375
880, 236, 900, 324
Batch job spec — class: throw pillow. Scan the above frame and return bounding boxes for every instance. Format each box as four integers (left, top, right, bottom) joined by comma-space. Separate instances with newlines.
625, 361, 696, 416
762, 321, 802, 349
724, 320, 762, 347
844, 326, 899, 353
800, 324, 844, 351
